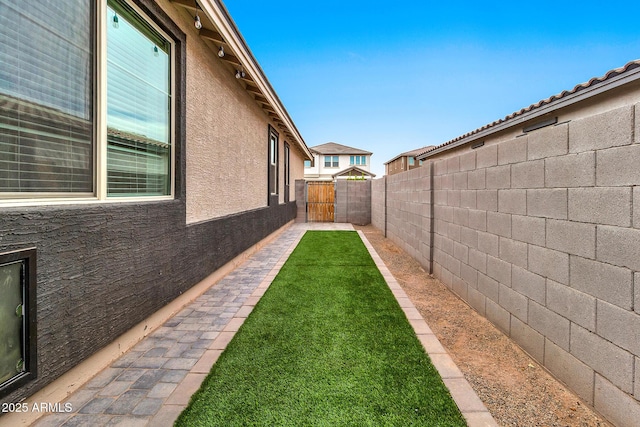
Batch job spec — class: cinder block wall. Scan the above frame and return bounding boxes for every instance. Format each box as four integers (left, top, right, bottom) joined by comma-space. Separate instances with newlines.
295, 180, 306, 222
379, 164, 433, 270
374, 103, 640, 426
371, 177, 386, 231
335, 180, 372, 225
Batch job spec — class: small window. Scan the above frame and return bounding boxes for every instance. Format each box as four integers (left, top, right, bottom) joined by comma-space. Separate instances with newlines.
304, 160, 311, 168
0, 248, 37, 398
268, 127, 278, 197
409, 157, 415, 166
325, 156, 338, 168
284, 143, 290, 203
349, 155, 366, 166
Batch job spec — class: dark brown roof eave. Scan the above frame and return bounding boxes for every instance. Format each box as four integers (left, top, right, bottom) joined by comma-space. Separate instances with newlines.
417, 59, 640, 160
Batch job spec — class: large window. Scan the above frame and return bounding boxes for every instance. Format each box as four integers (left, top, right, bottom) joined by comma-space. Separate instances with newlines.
107, 0, 172, 196
0, 0, 175, 201
0, 0, 93, 195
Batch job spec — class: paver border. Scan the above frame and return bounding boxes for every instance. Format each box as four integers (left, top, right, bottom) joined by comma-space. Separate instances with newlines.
357, 230, 498, 427
152, 225, 310, 426
164, 226, 497, 427
28, 224, 495, 427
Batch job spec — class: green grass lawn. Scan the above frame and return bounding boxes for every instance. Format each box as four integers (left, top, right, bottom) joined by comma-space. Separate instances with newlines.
175, 231, 465, 426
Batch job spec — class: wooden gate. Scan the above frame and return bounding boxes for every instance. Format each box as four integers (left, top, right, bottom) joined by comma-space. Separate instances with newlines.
306, 182, 335, 222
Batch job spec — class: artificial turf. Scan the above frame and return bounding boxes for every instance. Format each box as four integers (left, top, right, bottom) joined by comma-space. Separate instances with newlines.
175, 231, 465, 426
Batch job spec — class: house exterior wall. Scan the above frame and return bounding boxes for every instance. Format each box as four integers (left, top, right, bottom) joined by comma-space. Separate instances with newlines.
372, 83, 640, 427
182, 5, 269, 223
0, 0, 305, 405
385, 156, 421, 176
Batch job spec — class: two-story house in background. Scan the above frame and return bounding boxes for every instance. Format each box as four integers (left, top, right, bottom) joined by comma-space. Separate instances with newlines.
384, 146, 434, 175
304, 142, 375, 181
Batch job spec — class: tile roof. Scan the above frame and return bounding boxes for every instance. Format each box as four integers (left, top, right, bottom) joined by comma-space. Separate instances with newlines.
310, 142, 372, 155
417, 59, 640, 158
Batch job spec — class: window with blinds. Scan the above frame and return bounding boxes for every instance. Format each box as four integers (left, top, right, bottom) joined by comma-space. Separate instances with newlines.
0, 0, 174, 200
269, 129, 278, 196
0, 0, 93, 194
107, 0, 171, 197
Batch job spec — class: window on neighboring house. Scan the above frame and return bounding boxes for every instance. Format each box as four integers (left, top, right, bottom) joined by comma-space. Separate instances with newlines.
268, 127, 278, 197
408, 156, 415, 166
0, 0, 176, 201
304, 160, 311, 168
0, 248, 37, 398
324, 156, 339, 168
349, 155, 367, 166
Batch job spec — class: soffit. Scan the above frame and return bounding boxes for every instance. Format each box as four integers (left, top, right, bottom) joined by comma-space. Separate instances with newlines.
170, 0, 312, 160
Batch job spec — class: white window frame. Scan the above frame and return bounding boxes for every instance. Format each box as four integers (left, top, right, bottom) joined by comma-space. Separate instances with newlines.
1, 0, 176, 207
350, 155, 366, 166
324, 156, 339, 168
269, 128, 279, 196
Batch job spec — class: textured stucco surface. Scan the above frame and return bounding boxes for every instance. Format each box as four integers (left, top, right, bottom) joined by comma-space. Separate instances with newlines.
166, 0, 306, 223
183, 28, 269, 223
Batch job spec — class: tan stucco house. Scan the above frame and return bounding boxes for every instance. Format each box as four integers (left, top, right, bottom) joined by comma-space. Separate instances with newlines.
0, 0, 311, 410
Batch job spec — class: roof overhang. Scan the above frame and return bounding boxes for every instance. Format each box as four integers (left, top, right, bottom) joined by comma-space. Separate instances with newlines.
170, 0, 313, 160
332, 166, 376, 178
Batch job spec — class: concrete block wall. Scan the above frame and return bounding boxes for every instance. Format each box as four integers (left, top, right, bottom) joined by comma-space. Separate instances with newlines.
380, 163, 432, 271
374, 103, 640, 426
371, 177, 386, 231
295, 180, 306, 222
335, 180, 372, 225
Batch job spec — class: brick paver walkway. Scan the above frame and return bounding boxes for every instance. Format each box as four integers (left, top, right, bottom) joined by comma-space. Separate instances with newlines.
32, 222, 495, 427
33, 223, 352, 427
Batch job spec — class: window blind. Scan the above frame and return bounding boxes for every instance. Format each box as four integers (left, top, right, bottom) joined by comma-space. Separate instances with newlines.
0, 0, 93, 194
106, 1, 171, 196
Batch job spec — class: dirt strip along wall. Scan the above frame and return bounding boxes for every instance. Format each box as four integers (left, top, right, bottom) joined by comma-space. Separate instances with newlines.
372, 103, 640, 427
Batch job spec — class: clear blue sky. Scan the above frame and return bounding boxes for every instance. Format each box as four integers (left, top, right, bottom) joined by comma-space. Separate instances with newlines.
225, 1, 640, 176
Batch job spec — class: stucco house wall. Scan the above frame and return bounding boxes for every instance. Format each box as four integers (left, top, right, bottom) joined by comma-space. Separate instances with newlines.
0, 0, 310, 406
372, 63, 640, 427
